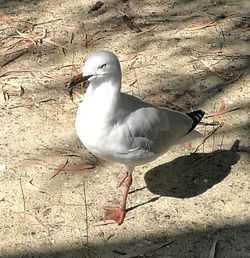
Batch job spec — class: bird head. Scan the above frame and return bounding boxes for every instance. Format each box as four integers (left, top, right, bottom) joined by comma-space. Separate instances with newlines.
66, 50, 121, 90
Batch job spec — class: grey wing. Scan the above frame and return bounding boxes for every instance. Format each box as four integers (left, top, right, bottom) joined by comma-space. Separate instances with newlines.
123, 105, 194, 155
110, 93, 203, 165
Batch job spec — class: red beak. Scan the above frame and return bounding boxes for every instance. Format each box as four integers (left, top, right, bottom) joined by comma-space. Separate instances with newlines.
66, 73, 92, 89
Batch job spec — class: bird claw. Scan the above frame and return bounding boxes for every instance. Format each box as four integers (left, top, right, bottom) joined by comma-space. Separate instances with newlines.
94, 172, 132, 226
94, 207, 126, 226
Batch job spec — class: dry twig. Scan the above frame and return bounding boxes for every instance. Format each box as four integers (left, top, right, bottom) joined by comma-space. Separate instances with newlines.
192, 123, 224, 153
185, 20, 216, 30
0, 49, 28, 67
192, 59, 244, 82
19, 178, 26, 212
136, 26, 157, 36
85, 30, 101, 48
9, 97, 55, 109
208, 240, 218, 258
118, 240, 173, 258
0, 70, 34, 79
80, 181, 89, 246
206, 98, 243, 118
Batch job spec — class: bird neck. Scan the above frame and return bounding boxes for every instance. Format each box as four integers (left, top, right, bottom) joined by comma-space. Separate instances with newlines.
84, 78, 121, 120
86, 75, 121, 96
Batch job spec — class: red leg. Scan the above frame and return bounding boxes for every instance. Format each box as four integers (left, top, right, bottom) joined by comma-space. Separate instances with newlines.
117, 171, 129, 188
95, 171, 133, 225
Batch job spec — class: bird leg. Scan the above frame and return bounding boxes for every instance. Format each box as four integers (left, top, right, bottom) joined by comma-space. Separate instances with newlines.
117, 170, 130, 188
95, 171, 132, 225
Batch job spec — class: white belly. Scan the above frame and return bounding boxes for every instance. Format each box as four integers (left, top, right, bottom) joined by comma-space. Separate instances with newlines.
75, 99, 124, 161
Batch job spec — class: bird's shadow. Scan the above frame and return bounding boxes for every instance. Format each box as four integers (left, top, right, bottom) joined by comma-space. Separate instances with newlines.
144, 140, 241, 198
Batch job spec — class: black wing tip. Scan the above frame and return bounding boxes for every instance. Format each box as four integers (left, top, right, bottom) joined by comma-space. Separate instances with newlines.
186, 110, 205, 133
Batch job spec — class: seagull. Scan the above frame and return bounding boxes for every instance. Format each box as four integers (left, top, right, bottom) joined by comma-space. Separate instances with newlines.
67, 50, 205, 225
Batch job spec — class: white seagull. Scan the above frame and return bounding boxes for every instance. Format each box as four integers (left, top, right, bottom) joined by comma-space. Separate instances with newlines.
67, 50, 205, 225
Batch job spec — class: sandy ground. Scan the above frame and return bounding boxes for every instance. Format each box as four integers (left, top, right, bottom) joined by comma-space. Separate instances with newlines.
0, 0, 249, 257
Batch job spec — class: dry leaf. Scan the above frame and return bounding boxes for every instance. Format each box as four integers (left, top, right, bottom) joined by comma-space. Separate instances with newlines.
63, 163, 95, 171
68, 31, 74, 44
26, 179, 46, 194
3, 90, 9, 101
218, 98, 225, 112
20, 85, 25, 97
43, 38, 71, 50
88, 1, 104, 13
29, 157, 94, 174
122, 14, 142, 33
0, 15, 17, 23
27, 214, 50, 235
49, 158, 68, 180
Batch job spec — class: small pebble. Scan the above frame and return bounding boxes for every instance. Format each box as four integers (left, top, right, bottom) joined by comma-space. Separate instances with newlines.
0, 164, 7, 171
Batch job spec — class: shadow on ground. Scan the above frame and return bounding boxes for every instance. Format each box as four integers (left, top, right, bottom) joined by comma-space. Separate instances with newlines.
2, 222, 250, 258
144, 140, 240, 198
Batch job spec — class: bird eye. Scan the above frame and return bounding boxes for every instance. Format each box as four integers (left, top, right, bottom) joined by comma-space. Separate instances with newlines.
99, 64, 107, 69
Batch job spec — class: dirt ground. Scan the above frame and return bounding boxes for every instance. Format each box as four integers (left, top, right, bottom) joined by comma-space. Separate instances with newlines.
0, 0, 249, 257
